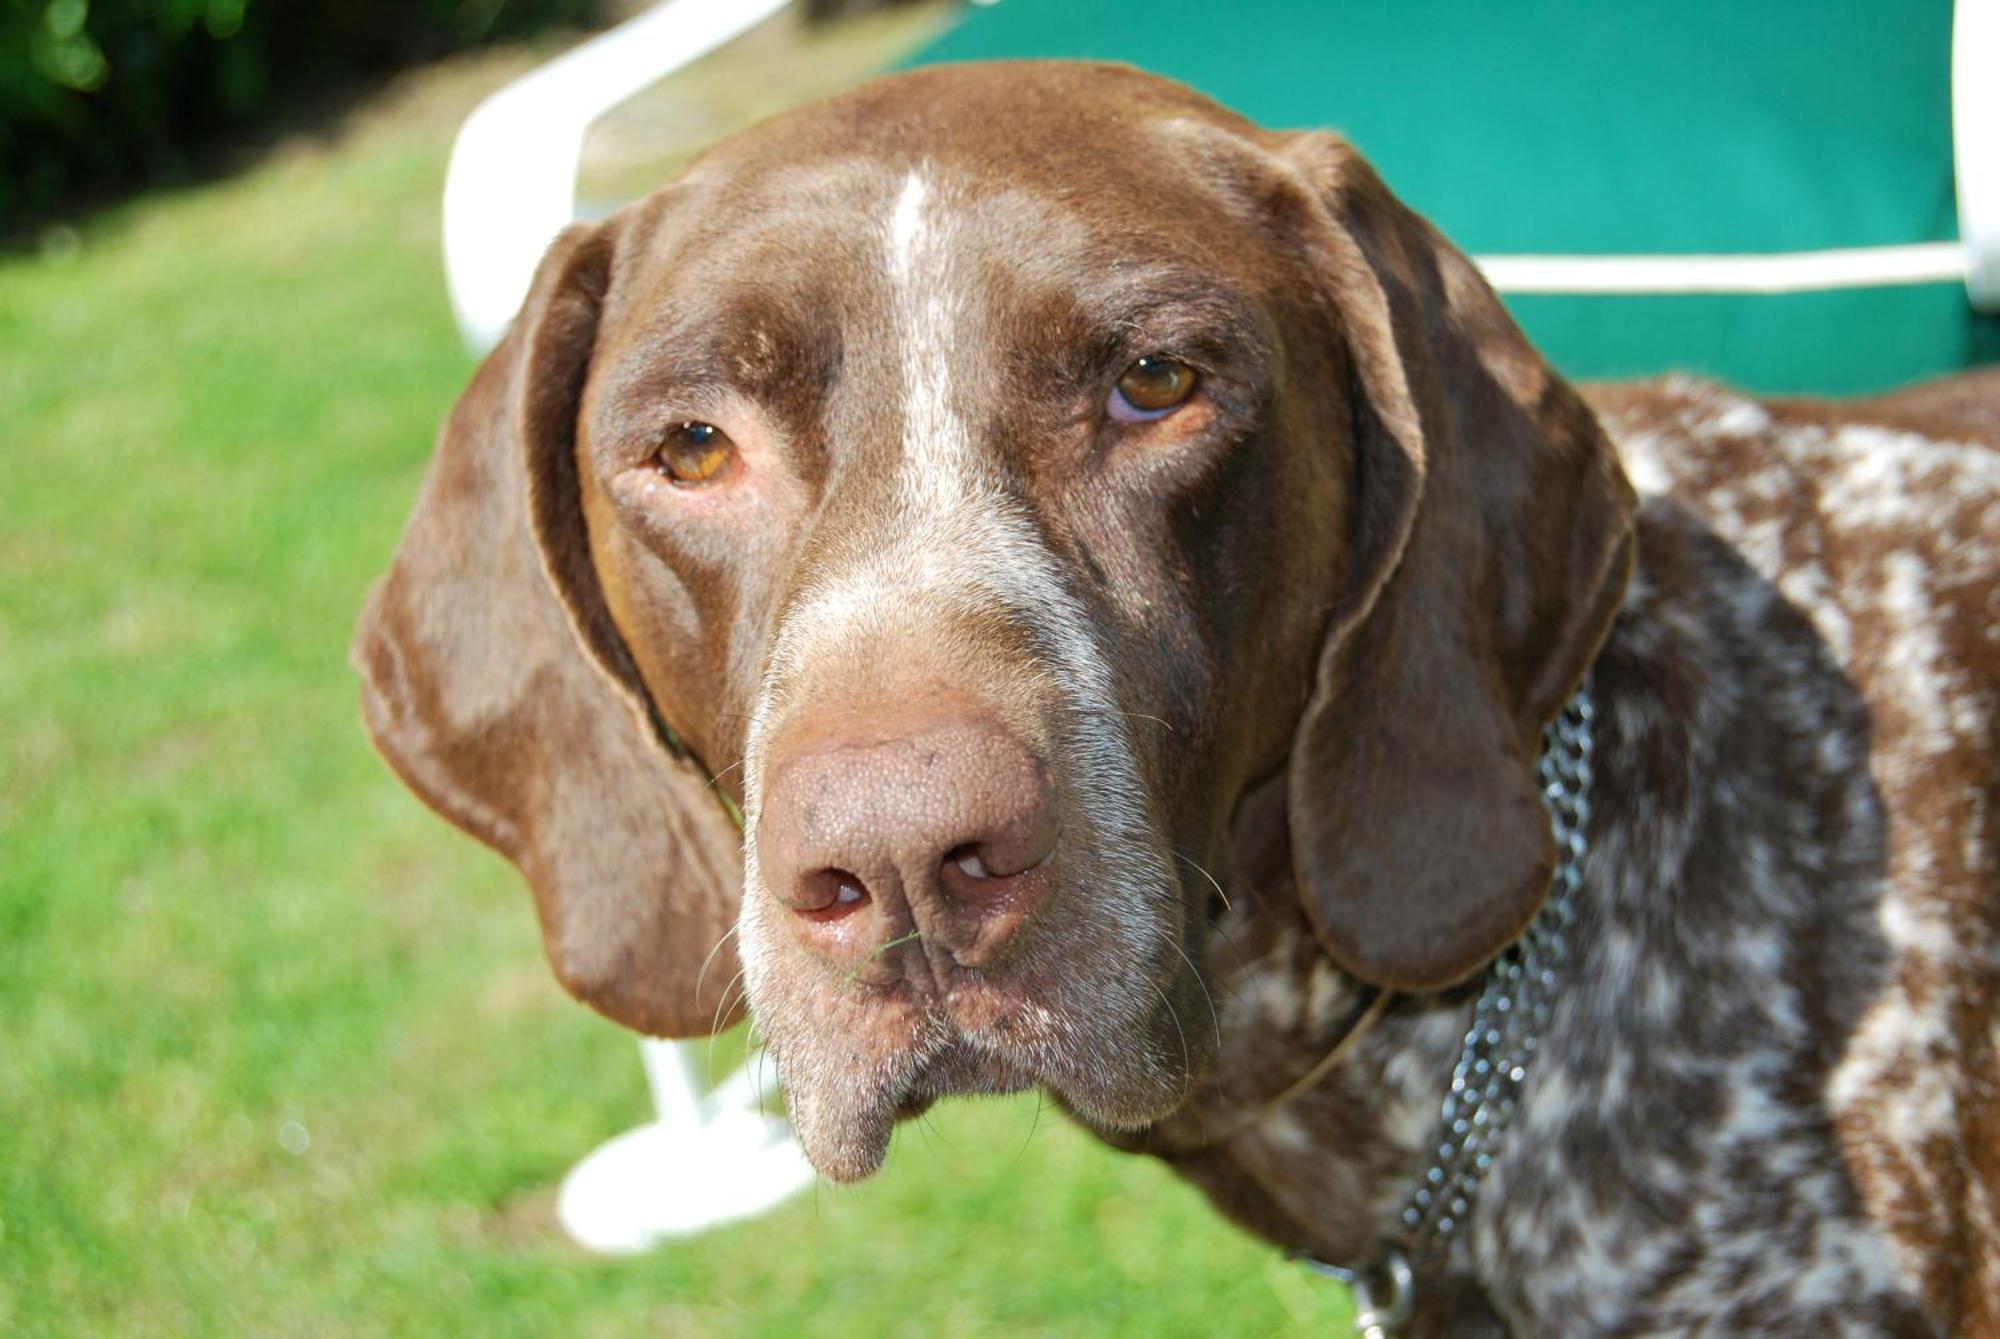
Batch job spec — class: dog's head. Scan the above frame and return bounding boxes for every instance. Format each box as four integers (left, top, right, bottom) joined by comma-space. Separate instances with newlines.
354, 62, 1633, 1181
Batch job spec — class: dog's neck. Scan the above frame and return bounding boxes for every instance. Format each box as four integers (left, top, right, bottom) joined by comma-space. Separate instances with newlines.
1109, 502, 1891, 1333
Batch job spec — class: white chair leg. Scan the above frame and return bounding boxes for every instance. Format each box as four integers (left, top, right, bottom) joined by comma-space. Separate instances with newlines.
555, 1036, 814, 1254
640, 1032, 710, 1128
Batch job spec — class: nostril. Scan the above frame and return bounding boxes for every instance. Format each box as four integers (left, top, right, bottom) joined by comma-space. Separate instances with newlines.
795, 867, 871, 923
939, 831, 1055, 914
945, 829, 1054, 886
949, 844, 991, 880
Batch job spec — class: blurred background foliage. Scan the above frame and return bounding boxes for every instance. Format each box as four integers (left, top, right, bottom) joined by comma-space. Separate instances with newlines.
0, 0, 603, 226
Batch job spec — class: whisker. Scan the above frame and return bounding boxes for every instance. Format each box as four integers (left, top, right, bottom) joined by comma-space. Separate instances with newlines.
706, 966, 751, 1076
753, 1037, 774, 1115
1174, 849, 1232, 913
1117, 710, 1177, 734
920, 1108, 948, 1155
1202, 912, 1246, 968
694, 922, 739, 1000
711, 966, 749, 1029
1010, 1090, 1044, 1167
1145, 977, 1192, 1088
1168, 939, 1224, 1051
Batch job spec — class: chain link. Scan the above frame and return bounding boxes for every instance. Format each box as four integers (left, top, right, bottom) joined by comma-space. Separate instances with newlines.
1395, 681, 1594, 1247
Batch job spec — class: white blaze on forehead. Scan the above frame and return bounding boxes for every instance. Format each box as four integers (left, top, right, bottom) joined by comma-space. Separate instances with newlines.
756, 165, 1124, 717
885, 169, 979, 513
888, 170, 927, 267
765, 164, 1078, 651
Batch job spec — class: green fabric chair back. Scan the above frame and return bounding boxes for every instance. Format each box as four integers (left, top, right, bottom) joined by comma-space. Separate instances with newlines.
908, 0, 1998, 393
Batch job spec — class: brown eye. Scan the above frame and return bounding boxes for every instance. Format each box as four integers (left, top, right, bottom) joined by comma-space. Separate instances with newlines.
654, 421, 734, 484
1111, 356, 1198, 419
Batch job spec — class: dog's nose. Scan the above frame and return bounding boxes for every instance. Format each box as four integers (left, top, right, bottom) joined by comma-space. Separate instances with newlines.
756, 711, 1058, 979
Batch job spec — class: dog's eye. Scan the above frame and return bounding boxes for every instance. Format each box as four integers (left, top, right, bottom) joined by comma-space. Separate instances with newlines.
1109, 356, 1198, 421
654, 422, 734, 484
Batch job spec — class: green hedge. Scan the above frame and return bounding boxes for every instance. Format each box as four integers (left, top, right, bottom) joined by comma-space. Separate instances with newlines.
1, 0, 603, 227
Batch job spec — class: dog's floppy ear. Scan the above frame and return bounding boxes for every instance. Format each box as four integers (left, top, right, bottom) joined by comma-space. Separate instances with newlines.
1275, 135, 1635, 992
351, 219, 744, 1037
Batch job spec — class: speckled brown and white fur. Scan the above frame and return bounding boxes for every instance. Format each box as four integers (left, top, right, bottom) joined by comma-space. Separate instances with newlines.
1126, 374, 2000, 1335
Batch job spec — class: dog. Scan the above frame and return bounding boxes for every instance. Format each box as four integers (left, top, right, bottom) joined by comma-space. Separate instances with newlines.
353, 63, 1999, 1334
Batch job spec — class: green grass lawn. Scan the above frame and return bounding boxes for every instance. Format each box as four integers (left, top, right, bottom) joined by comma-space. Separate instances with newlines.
0, 31, 1354, 1339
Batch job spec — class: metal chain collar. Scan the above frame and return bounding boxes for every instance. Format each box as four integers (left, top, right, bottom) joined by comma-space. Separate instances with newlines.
1310, 681, 1595, 1339
1401, 681, 1594, 1244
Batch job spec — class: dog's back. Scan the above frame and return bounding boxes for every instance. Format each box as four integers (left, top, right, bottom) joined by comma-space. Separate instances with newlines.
1589, 371, 2000, 1325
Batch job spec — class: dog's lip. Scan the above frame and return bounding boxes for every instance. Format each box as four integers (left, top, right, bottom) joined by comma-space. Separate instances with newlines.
766, 874, 1204, 1180
786, 1029, 1044, 1181
901, 1040, 1039, 1107
786, 971, 1195, 1172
